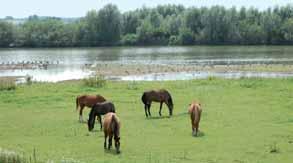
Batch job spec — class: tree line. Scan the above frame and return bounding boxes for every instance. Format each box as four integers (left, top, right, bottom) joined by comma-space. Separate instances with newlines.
1, 4, 293, 47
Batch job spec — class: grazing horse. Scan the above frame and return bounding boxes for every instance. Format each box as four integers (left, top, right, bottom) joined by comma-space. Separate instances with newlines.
76, 95, 106, 122
188, 101, 202, 136
141, 89, 173, 117
103, 112, 121, 154
87, 101, 116, 131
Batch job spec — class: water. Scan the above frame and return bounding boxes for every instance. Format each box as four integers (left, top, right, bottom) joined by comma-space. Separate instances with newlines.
1, 46, 293, 81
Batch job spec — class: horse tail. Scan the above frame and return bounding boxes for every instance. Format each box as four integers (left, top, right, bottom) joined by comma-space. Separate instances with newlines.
76, 96, 79, 111
141, 93, 147, 105
111, 114, 119, 132
168, 95, 173, 107
193, 106, 200, 124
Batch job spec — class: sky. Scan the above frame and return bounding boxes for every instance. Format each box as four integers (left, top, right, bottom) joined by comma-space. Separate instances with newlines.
1, 0, 292, 18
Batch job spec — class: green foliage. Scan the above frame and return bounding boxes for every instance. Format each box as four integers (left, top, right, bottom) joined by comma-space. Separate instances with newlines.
120, 34, 139, 45
82, 74, 106, 88
0, 79, 16, 91
2, 4, 293, 47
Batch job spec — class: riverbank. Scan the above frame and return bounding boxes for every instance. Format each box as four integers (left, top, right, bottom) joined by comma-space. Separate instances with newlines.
0, 79, 292, 162
91, 63, 293, 76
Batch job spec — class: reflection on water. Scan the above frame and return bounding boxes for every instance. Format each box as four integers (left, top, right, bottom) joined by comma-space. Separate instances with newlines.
1, 46, 293, 81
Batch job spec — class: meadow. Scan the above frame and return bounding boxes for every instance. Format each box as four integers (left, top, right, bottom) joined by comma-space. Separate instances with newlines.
0, 78, 293, 163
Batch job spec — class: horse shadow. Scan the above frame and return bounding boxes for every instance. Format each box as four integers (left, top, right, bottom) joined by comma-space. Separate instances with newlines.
104, 149, 121, 155
191, 131, 205, 138
146, 115, 171, 120
146, 112, 188, 120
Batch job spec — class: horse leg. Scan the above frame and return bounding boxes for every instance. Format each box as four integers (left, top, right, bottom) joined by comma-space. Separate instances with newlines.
98, 115, 102, 130
159, 102, 163, 116
144, 105, 148, 117
104, 134, 107, 149
79, 105, 85, 123
108, 135, 113, 150
148, 103, 151, 117
195, 122, 199, 137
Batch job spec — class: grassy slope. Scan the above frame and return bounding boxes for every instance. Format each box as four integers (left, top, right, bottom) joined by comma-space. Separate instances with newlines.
0, 79, 293, 163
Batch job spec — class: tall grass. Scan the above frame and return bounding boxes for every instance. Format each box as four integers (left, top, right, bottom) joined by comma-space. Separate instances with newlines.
0, 78, 16, 91
0, 148, 26, 163
82, 74, 106, 88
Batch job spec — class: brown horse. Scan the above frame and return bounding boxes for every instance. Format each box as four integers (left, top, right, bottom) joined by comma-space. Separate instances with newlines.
76, 95, 106, 122
103, 112, 121, 154
188, 101, 202, 136
141, 89, 173, 117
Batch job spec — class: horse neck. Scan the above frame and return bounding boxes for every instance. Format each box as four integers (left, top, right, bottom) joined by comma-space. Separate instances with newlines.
89, 108, 96, 123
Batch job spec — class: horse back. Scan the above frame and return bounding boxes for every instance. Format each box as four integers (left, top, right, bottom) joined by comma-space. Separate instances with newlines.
93, 101, 115, 114
103, 113, 120, 134
78, 95, 106, 107
189, 102, 202, 124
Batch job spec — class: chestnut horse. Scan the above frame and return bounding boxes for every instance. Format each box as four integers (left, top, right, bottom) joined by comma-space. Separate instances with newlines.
188, 101, 202, 136
141, 89, 173, 117
76, 95, 106, 122
103, 112, 121, 154
87, 101, 116, 131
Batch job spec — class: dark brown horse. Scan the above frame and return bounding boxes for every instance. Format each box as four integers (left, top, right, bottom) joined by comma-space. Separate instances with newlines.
188, 101, 202, 136
87, 101, 116, 131
103, 112, 121, 154
76, 95, 106, 122
141, 89, 173, 117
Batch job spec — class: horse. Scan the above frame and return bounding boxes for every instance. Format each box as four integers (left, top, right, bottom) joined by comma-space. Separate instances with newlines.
76, 95, 106, 122
188, 101, 202, 136
87, 101, 116, 131
141, 89, 173, 117
103, 112, 121, 154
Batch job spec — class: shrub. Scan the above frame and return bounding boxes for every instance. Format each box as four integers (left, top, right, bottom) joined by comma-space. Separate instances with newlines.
25, 75, 33, 85
0, 78, 16, 91
82, 74, 106, 88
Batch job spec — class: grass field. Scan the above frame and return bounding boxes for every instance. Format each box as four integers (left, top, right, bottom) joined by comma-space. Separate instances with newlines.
0, 78, 293, 163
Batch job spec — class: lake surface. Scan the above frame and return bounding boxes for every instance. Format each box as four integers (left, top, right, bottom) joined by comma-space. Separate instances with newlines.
1, 46, 293, 82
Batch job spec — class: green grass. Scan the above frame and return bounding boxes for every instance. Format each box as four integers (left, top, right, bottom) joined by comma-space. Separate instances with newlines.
0, 79, 293, 163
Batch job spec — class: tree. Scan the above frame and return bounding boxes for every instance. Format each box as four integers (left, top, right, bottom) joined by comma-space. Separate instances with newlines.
96, 4, 122, 45
281, 18, 293, 42
0, 21, 14, 47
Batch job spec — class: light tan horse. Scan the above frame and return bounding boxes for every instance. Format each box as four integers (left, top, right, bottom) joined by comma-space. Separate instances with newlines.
103, 112, 121, 154
76, 95, 106, 122
188, 101, 202, 136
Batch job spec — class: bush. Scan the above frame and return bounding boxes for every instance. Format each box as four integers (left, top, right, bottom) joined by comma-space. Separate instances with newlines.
0, 78, 16, 91
25, 75, 33, 85
83, 74, 106, 88
168, 35, 180, 45
127, 81, 139, 90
